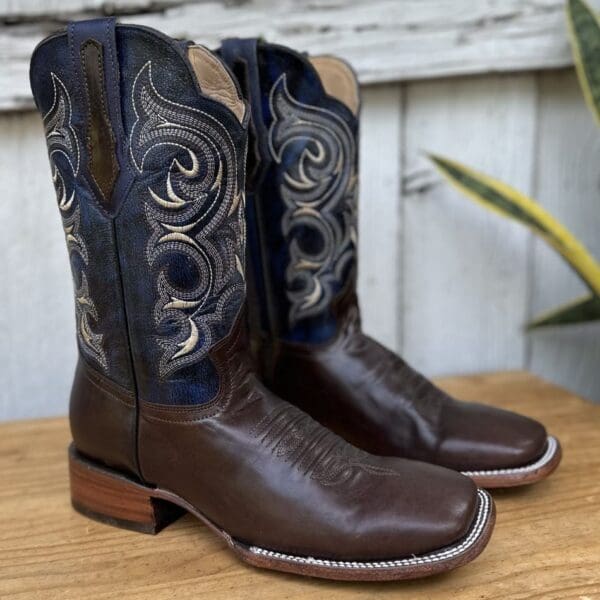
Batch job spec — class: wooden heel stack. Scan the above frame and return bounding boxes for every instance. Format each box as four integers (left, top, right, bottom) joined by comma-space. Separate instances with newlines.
68, 444, 185, 534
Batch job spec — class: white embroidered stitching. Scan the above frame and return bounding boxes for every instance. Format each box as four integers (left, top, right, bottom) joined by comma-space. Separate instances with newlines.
129, 62, 245, 376
461, 436, 558, 478
44, 73, 80, 176
268, 74, 357, 325
249, 489, 491, 569
44, 73, 107, 370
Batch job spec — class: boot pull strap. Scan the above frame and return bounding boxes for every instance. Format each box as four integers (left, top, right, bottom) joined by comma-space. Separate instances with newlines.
68, 18, 133, 216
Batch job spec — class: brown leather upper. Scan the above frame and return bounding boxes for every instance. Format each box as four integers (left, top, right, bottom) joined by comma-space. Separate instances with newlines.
265, 292, 548, 472
70, 312, 482, 560
70, 358, 139, 475
136, 316, 479, 560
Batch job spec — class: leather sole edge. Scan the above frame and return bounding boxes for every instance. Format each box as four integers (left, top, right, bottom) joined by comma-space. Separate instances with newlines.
235, 489, 495, 581
462, 435, 562, 488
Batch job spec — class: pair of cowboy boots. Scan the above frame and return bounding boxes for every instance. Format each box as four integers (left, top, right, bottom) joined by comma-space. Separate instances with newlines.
30, 19, 561, 581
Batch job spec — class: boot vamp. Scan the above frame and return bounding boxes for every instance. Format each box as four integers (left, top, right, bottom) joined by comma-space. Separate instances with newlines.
272, 330, 548, 472
138, 375, 479, 561
437, 398, 548, 471
272, 334, 444, 459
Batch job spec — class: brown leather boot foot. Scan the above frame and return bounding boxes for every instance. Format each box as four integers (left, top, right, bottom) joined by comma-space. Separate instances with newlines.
69, 444, 495, 581
270, 330, 562, 489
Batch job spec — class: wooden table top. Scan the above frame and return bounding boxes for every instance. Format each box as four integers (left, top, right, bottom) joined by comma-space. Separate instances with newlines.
1, 371, 599, 599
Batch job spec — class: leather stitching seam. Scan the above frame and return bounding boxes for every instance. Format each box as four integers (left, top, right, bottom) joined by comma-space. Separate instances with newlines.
82, 368, 134, 408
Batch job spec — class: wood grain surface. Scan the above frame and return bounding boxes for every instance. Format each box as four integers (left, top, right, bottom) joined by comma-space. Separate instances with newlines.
0, 372, 599, 599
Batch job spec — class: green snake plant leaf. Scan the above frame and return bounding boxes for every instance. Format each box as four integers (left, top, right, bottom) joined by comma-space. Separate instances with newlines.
527, 294, 600, 329
567, 0, 600, 125
429, 154, 600, 327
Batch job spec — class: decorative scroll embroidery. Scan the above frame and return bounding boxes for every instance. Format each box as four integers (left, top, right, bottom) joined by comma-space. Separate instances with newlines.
129, 62, 245, 377
268, 74, 357, 325
44, 73, 107, 370
253, 403, 406, 487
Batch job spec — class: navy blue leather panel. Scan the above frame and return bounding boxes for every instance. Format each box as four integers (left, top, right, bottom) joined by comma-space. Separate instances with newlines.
31, 22, 248, 404
220, 40, 358, 344
30, 26, 135, 389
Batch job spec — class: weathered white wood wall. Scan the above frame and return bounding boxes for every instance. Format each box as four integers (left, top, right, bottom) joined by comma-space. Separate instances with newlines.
1, 0, 599, 420
2, 0, 599, 110
358, 70, 600, 406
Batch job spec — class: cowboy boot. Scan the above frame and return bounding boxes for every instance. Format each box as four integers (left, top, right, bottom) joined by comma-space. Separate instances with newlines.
30, 19, 495, 581
218, 39, 561, 488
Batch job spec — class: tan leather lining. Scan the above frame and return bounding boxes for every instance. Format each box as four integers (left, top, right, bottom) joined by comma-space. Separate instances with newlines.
187, 45, 245, 123
310, 55, 359, 115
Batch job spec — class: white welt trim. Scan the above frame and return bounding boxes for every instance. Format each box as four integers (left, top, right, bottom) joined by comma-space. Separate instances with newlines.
249, 489, 491, 570
461, 435, 558, 478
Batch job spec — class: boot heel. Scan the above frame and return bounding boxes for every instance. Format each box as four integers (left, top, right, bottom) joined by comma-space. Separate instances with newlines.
68, 444, 185, 534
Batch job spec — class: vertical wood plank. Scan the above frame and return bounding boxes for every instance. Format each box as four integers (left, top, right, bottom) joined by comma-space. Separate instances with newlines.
401, 74, 537, 376
0, 113, 76, 420
357, 83, 403, 351
528, 70, 600, 402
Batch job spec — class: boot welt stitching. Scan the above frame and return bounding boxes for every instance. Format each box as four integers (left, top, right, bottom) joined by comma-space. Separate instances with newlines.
460, 435, 558, 477
248, 489, 490, 569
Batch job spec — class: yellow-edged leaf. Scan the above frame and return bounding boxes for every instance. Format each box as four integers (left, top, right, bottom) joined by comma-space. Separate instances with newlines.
567, 0, 600, 125
430, 154, 600, 297
528, 294, 600, 329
